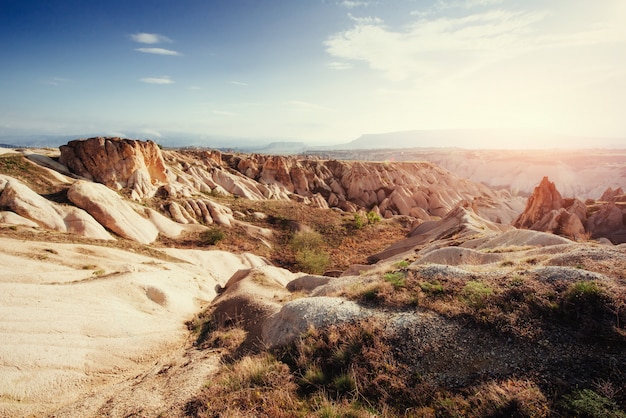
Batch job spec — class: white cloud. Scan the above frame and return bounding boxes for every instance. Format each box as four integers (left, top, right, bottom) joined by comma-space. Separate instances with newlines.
140, 76, 174, 85
347, 12, 383, 25
411, 0, 503, 17
229, 81, 248, 86
326, 61, 353, 70
130, 32, 172, 44
42, 77, 70, 86
327, 8, 613, 82
135, 47, 181, 56
339, 1, 371, 9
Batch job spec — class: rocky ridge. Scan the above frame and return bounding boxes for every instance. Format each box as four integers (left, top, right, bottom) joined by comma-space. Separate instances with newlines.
514, 176, 626, 243
0, 138, 525, 245
1, 139, 626, 417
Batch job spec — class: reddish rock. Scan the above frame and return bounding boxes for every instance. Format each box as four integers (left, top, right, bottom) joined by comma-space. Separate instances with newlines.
587, 203, 624, 238
600, 187, 624, 202
514, 177, 564, 229
59, 137, 168, 199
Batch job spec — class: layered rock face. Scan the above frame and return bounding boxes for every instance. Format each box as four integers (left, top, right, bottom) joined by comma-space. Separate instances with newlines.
0, 175, 114, 240
166, 150, 524, 224
514, 177, 626, 243
60, 137, 168, 199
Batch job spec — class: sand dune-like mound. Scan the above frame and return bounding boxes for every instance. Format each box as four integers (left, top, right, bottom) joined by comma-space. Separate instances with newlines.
0, 237, 268, 417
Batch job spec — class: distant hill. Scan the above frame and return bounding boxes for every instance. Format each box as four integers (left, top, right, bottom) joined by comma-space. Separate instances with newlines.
341, 129, 593, 150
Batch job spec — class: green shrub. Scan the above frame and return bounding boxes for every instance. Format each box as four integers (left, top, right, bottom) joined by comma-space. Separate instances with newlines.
332, 373, 356, 396
420, 281, 444, 296
200, 228, 225, 245
290, 231, 330, 274
561, 280, 609, 322
366, 211, 381, 224
295, 249, 329, 275
290, 231, 324, 252
384, 272, 406, 289
462, 281, 494, 309
394, 260, 410, 269
562, 389, 626, 418
353, 213, 366, 229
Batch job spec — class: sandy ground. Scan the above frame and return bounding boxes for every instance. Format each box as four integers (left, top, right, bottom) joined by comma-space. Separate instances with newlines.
0, 236, 268, 417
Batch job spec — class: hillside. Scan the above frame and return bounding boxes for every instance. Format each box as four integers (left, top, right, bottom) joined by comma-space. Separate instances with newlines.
0, 138, 625, 417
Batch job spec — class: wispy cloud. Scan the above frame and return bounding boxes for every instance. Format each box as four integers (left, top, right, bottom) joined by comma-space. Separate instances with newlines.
327, 8, 599, 81
130, 32, 172, 44
135, 47, 181, 56
229, 81, 248, 86
348, 12, 383, 25
339, 1, 371, 8
411, 0, 503, 17
140, 76, 174, 85
326, 61, 353, 70
41, 77, 70, 86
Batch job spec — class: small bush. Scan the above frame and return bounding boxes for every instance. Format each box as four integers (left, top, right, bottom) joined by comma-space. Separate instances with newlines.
353, 213, 366, 230
562, 389, 626, 418
394, 260, 410, 269
420, 281, 445, 296
200, 227, 225, 245
384, 272, 406, 289
290, 231, 324, 252
462, 281, 494, 309
291, 231, 330, 274
561, 280, 609, 323
332, 373, 356, 396
366, 211, 381, 224
295, 249, 330, 275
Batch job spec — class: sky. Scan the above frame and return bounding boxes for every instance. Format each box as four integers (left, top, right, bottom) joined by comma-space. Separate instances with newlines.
1, 0, 625, 147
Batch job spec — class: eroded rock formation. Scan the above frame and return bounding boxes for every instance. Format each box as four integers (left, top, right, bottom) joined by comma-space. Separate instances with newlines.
60, 137, 168, 199
514, 177, 626, 243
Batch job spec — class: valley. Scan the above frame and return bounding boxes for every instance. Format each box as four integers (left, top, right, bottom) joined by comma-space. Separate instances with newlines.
0, 138, 625, 417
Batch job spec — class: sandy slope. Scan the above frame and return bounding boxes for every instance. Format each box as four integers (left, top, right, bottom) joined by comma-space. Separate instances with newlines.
0, 237, 267, 417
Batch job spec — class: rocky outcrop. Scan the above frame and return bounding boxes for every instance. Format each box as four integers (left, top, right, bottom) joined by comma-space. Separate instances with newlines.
67, 180, 159, 244
514, 177, 626, 243
165, 150, 524, 223
168, 199, 235, 227
587, 203, 624, 238
60, 137, 168, 199
599, 186, 626, 202
514, 177, 564, 229
513, 177, 587, 240
368, 200, 513, 262
0, 176, 114, 240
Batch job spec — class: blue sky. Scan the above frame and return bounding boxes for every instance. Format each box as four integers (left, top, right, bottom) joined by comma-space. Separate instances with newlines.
1, 0, 625, 146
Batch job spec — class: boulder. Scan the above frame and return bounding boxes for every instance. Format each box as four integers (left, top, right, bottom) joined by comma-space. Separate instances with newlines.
67, 180, 159, 244
262, 297, 370, 347
0, 177, 114, 240
59, 137, 168, 199
0, 178, 66, 230
0, 211, 39, 228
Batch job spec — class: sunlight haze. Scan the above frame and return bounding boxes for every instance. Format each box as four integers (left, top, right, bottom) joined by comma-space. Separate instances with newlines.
1, 0, 625, 147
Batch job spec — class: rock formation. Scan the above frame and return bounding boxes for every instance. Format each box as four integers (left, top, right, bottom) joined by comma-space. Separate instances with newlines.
165, 150, 524, 223
0, 175, 114, 240
514, 177, 626, 243
60, 137, 168, 199
513, 177, 587, 240
67, 180, 159, 244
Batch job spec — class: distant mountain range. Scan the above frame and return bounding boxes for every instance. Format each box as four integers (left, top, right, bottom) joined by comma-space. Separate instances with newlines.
1, 129, 624, 152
